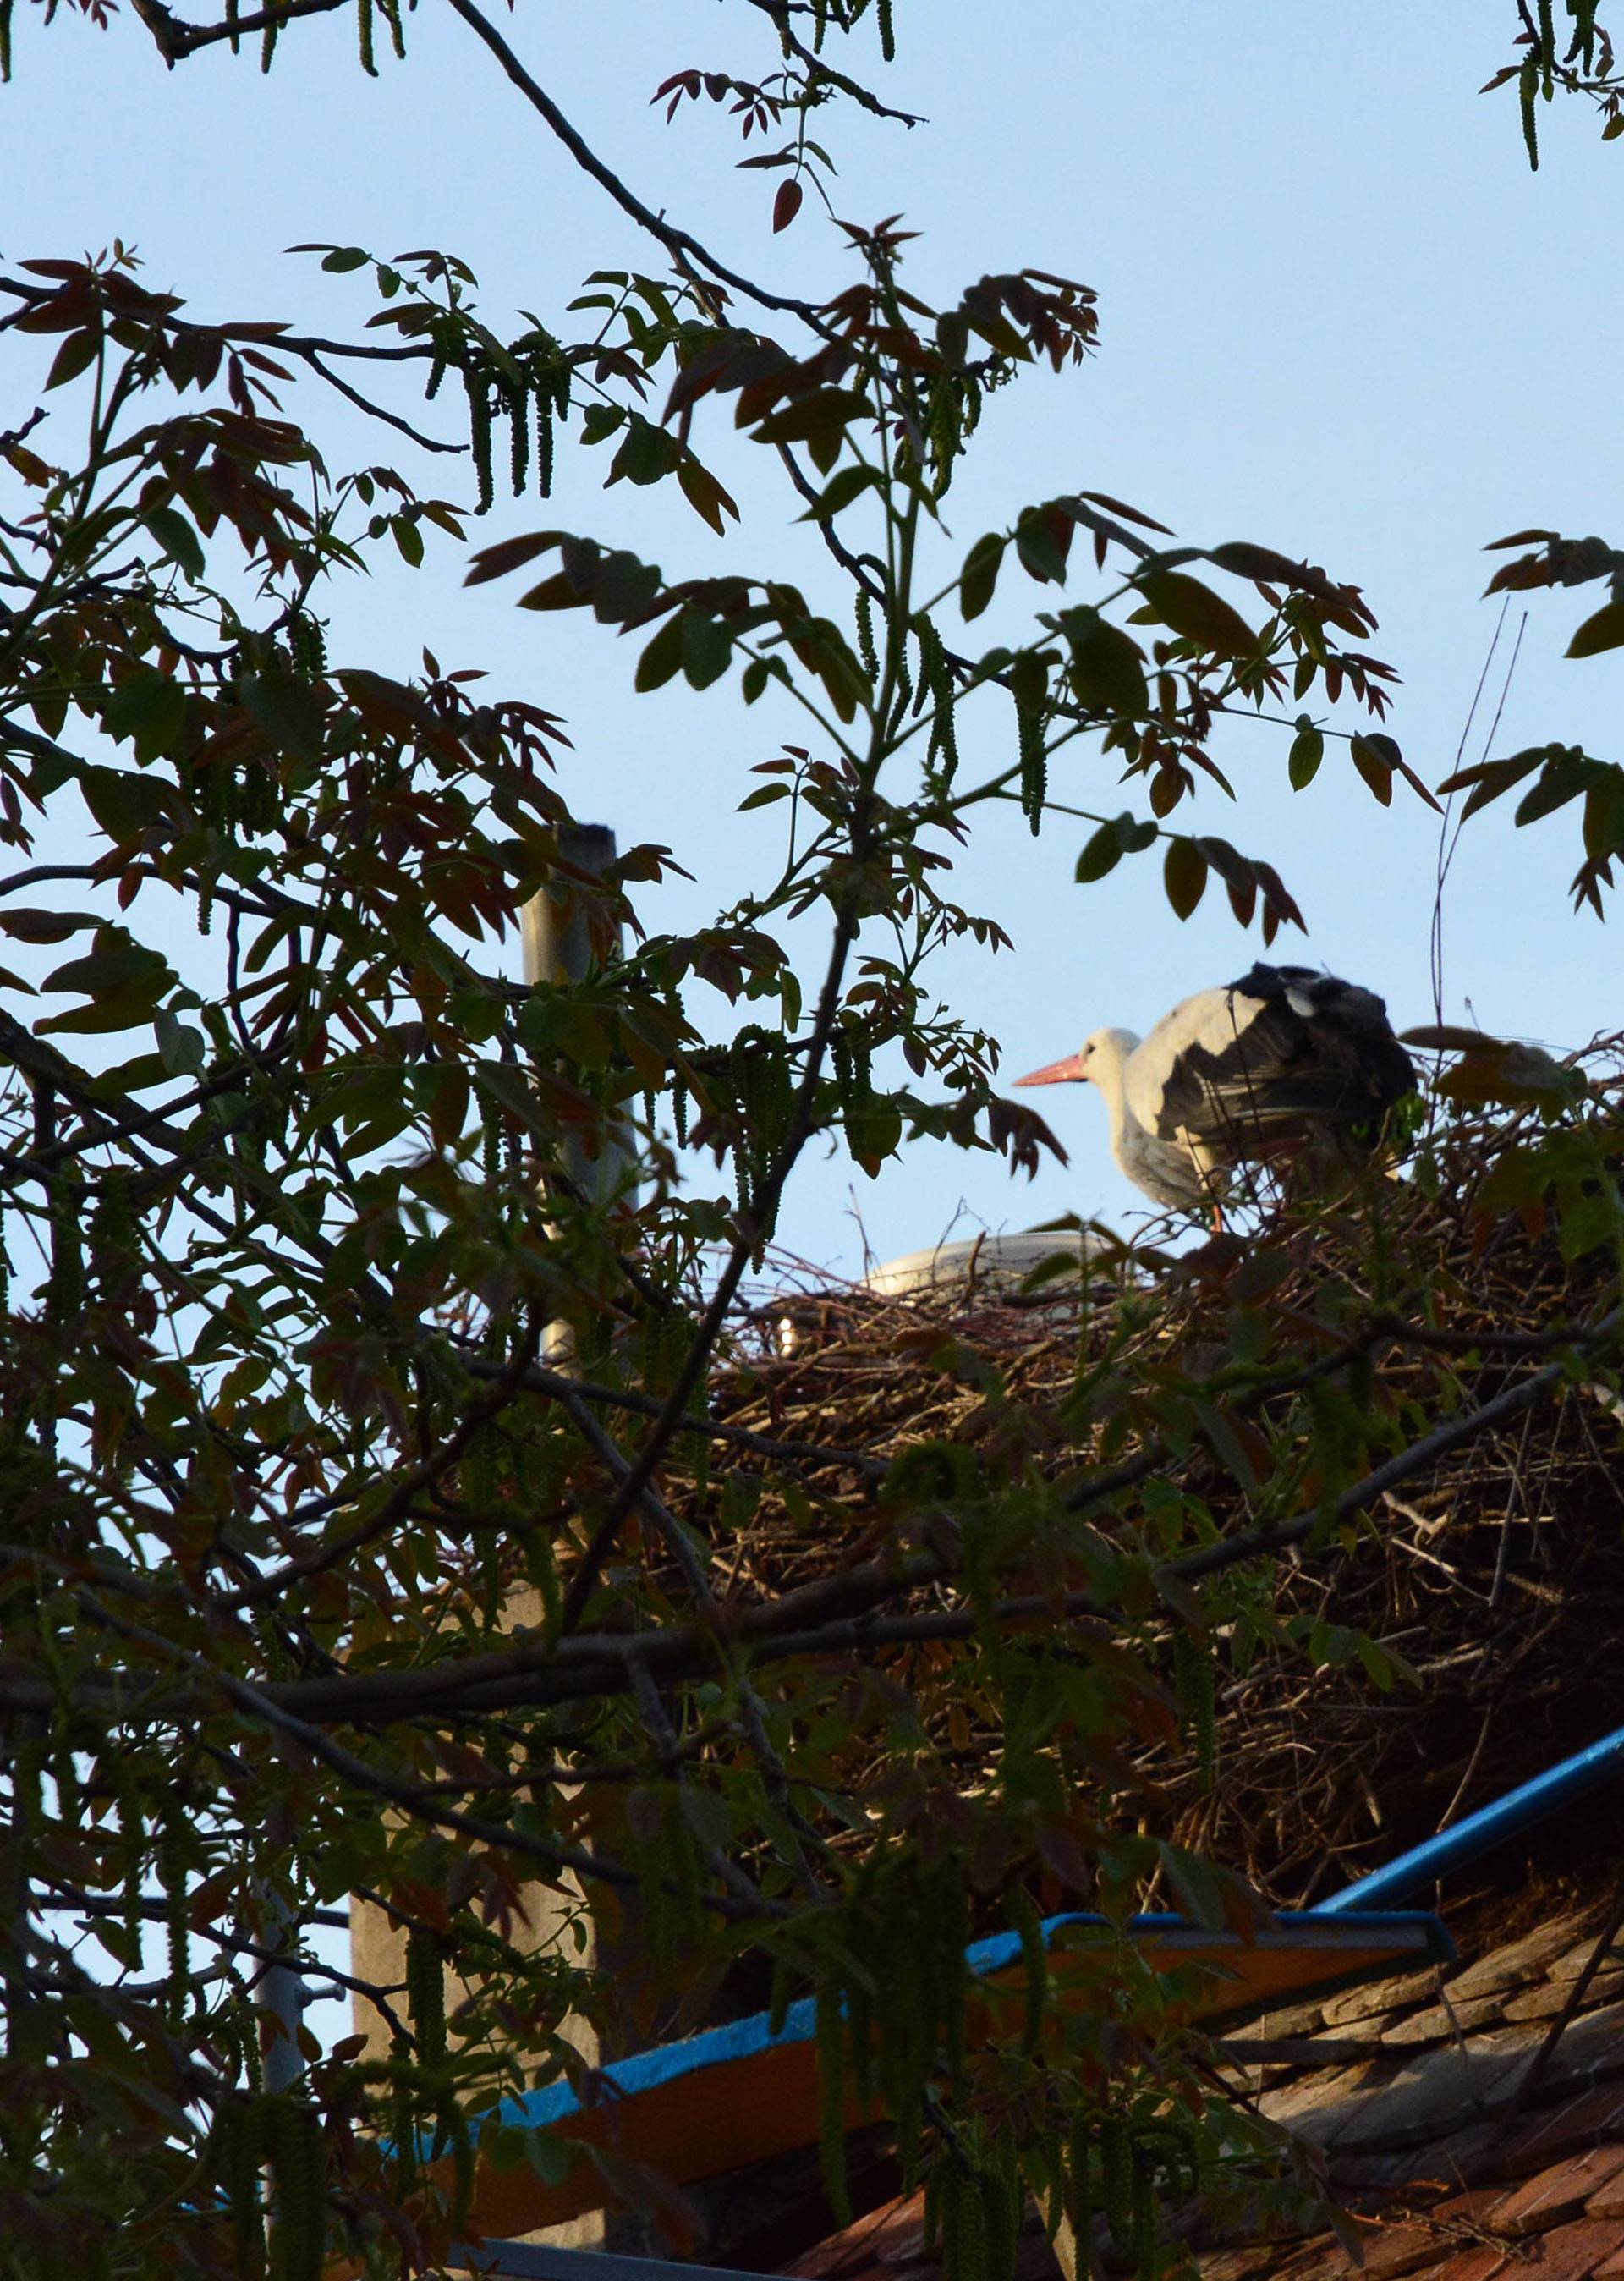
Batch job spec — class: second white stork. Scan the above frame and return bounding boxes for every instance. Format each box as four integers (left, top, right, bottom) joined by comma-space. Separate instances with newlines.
1015, 962, 1417, 1216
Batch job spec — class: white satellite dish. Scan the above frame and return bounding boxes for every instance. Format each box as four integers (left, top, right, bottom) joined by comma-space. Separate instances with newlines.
864, 1228, 1096, 1300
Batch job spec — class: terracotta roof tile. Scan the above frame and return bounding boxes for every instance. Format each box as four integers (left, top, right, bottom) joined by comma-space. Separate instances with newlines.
1423, 2247, 1506, 2281
1495, 2087, 1624, 2177
782, 1904, 1624, 2281
1488, 2147, 1624, 2236
1358, 2221, 1455, 2279
1482, 2214, 1624, 2281
1418, 2182, 1505, 2233
1584, 2160, 1624, 2220
787, 2196, 927, 2280
1263, 2242, 1358, 2281
1197, 2252, 1282, 2281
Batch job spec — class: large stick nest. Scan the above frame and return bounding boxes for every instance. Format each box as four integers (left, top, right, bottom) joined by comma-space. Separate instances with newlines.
673, 1069, 1624, 1910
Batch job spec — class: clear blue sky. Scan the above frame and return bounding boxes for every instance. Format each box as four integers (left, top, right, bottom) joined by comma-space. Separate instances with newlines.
8, 3, 1622, 1274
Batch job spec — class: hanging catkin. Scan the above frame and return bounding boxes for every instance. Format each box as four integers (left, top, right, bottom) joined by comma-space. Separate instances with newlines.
855, 587, 880, 684
224, 2096, 268, 2281
815, 1982, 852, 2223
406, 1924, 447, 2068
1007, 1887, 1047, 2057
1100, 2113, 1133, 2250
161, 1811, 189, 2021
465, 369, 495, 512
510, 386, 530, 495
1065, 2117, 1094, 2245
268, 2094, 324, 2281
1018, 696, 1046, 833
1131, 2149, 1156, 2280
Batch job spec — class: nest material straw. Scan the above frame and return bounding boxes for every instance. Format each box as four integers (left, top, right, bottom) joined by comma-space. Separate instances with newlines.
671, 1085, 1624, 1909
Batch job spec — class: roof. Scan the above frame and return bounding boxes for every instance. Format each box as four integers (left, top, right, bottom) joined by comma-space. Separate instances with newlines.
778, 1896, 1624, 2281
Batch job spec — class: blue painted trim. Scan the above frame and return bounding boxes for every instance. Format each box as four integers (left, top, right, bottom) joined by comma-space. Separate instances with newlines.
1315, 1718, 1624, 1916
485, 1908, 1445, 2138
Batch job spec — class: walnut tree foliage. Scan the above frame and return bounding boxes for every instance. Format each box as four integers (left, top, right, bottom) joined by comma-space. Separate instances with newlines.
2, 5, 1623, 2277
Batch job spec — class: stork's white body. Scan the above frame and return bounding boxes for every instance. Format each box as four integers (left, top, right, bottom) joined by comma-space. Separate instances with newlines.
1017, 965, 1417, 1216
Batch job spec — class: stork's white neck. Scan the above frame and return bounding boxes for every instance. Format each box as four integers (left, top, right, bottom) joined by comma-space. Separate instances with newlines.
1088, 1027, 1143, 1137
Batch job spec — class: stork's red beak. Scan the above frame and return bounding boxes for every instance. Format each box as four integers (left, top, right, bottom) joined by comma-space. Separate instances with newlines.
1014, 1052, 1089, 1087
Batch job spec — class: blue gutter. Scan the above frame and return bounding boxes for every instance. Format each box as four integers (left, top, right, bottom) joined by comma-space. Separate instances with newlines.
1315, 1717, 1624, 1915
475, 1910, 1443, 2147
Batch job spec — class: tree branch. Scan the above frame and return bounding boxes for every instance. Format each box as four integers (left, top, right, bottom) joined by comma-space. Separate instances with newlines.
441, 0, 830, 329
3, 1327, 1602, 1736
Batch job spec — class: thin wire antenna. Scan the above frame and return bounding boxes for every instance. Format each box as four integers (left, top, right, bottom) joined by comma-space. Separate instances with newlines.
1430, 602, 1527, 1028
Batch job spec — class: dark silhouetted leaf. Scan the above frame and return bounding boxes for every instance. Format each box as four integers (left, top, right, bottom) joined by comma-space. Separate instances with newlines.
1568, 601, 1624, 658
1287, 723, 1323, 790
1163, 838, 1207, 919
960, 533, 1004, 621
1349, 734, 1393, 807
1138, 570, 1257, 658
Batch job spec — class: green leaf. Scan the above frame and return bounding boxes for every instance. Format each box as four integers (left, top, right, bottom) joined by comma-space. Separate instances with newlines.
103, 670, 187, 761
1075, 824, 1122, 883
45, 329, 101, 391
321, 246, 371, 272
241, 671, 326, 762
798, 464, 880, 522
1007, 650, 1048, 714
1348, 733, 1393, 807
591, 550, 662, 624
610, 418, 680, 488
1163, 838, 1207, 919
519, 570, 589, 613
391, 513, 425, 568
465, 529, 567, 588
44, 931, 169, 998
144, 506, 206, 582
751, 387, 870, 448
1359, 729, 1442, 813
960, 533, 1005, 622
845, 1095, 903, 1178
677, 454, 739, 534
1287, 723, 1323, 789
738, 783, 791, 811
38, 970, 171, 1035
1073, 813, 1152, 884
0, 909, 99, 944
1015, 511, 1068, 585
1567, 601, 1624, 658
1438, 746, 1546, 821
1061, 607, 1148, 717
1515, 754, 1591, 825
634, 614, 685, 693
80, 766, 173, 844
681, 613, 732, 690
1137, 569, 1257, 658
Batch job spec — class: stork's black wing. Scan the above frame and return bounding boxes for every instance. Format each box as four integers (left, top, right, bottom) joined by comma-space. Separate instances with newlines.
1152, 964, 1417, 1147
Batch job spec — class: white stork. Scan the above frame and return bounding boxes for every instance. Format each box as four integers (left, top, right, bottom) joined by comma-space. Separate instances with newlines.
1015, 962, 1417, 1217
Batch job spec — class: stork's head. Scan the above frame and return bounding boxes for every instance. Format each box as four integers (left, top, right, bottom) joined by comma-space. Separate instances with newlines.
1015, 1026, 1138, 1091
